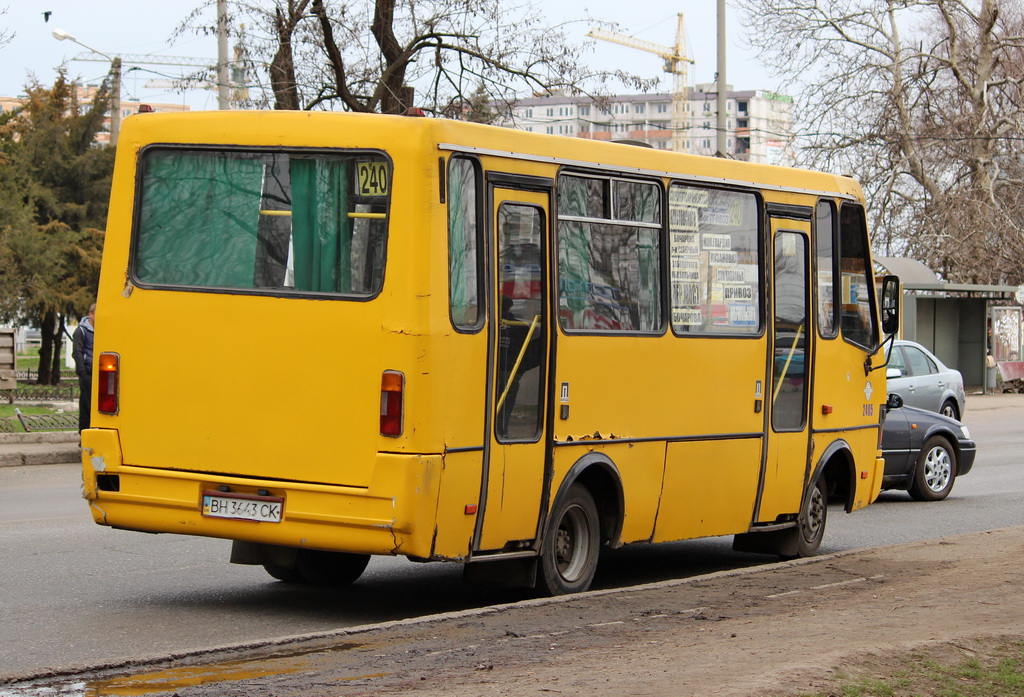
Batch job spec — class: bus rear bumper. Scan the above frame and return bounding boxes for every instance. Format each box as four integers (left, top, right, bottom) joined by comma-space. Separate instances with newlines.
80, 429, 442, 558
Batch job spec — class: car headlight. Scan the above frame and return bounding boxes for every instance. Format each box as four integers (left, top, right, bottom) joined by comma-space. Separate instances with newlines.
960, 425, 971, 440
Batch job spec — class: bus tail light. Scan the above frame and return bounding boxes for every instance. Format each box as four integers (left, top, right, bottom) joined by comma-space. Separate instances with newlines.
380, 371, 404, 436
97, 352, 120, 414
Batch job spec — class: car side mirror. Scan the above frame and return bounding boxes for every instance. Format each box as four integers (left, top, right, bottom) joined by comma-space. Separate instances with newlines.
886, 367, 902, 379
880, 275, 900, 336
886, 393, 904, 411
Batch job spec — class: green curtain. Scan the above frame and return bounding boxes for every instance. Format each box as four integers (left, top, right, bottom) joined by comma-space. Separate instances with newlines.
137, 151, 263, 288
290, 159, 349, 293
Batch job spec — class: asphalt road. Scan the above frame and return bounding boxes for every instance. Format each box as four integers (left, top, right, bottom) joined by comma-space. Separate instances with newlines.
1, 395, 1020, 682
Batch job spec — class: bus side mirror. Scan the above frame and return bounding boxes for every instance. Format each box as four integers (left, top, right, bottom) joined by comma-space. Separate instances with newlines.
880, 275, 900, 336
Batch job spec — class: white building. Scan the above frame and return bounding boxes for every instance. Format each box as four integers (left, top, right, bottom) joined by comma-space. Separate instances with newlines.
506, 84, 796, 166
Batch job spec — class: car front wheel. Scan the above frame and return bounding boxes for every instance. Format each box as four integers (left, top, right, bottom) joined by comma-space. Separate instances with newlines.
909, 436, 957, 501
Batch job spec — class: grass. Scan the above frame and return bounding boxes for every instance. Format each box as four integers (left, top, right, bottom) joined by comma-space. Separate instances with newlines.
15, 346, 39, 371
0, 405, 57, 418
2, 348, 74, 432
0, 404, 65, 432
796, 640, 1024, 697
17, 354, 40, 371
14, 346, 52, 372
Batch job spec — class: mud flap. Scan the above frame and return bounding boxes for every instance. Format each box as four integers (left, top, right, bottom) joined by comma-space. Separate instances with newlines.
732, 526, 800, 557
462, 557, 538, 588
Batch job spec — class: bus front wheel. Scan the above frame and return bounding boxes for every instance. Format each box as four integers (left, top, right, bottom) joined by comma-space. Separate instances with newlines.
538, 484, 600, 595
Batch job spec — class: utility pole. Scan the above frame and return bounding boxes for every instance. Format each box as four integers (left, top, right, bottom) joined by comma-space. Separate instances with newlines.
716, 0, 728, 157
52, 29, 124, 145
217, 0, 230, 110
110, 56, 122, 145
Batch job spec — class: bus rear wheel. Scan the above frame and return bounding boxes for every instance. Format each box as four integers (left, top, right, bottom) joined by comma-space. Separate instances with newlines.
538, 484, 600, 595
264, 549, 370, 586
794, 478, 827, 557
263, 561, 304, 583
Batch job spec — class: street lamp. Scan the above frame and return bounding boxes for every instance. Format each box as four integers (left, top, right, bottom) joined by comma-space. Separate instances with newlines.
52, 29, 122, 146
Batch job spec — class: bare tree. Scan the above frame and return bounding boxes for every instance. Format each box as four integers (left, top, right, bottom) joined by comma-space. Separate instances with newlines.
0, 7, 13, 49
734, 0, 1024, 285
180, 0, 654, 120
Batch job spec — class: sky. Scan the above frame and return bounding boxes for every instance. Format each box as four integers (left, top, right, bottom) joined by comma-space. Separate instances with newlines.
0, 1, 781, 110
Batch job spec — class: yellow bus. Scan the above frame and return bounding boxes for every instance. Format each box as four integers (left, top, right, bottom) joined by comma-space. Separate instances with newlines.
81, 110, 899, 595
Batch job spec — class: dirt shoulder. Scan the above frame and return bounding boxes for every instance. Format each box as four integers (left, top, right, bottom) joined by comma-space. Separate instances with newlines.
67, 526, 1023, 697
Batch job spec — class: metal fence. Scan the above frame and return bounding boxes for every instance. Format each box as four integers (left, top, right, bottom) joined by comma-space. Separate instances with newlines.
5, 382, 79, 402
15, 370, 77, 381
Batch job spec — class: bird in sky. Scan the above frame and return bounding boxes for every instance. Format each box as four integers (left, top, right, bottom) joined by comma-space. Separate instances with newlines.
42, 11, 53, 23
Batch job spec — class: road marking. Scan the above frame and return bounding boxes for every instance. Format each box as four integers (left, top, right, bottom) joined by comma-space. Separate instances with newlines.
766, 575, 886, 599
766, 589, 802, 599
812, 574, 885, 590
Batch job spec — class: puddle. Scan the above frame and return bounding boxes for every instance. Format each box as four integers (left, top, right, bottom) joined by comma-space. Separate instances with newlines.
1, 642, 386, 696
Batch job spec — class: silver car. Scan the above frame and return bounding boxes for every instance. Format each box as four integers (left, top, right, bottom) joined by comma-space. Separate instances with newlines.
885, 339, 966, 419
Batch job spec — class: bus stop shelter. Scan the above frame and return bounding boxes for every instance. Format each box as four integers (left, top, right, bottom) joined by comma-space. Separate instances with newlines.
875, 257, 1022, 391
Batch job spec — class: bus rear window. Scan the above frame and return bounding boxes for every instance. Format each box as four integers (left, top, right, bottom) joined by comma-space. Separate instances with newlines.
134, 148, 389, 296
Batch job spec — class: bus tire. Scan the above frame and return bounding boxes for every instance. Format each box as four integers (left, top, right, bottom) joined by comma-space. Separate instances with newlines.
538, 483, 600, 595
263, 561, 304, 583
792, 478, 827, 558
296, 550, 371, 586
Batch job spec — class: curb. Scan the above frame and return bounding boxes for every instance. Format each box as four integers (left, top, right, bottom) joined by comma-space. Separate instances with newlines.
0, 431, 80, 444
0, 429, 81, 467
0, 445, 81, 467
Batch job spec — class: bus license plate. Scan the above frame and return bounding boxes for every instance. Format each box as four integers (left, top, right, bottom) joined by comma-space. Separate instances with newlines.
201, 491, 283, 523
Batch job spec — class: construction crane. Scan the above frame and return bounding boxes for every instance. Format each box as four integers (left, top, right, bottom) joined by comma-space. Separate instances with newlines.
587, 14, 693, 152
69, 51, 231, 105
144, 42, 250, 103
68, 50, 215, 69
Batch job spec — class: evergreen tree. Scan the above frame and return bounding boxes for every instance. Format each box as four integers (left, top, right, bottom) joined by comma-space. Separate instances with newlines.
0, 72, 113, 384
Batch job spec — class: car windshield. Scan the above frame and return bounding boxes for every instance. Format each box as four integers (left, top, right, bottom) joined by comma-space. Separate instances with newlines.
888, 346, 907, 374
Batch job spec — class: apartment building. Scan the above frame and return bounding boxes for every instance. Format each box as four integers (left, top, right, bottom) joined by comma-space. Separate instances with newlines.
506, 84, 795, 166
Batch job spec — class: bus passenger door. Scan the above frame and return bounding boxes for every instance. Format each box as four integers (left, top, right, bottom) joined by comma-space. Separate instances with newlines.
758, 220, 813, 522
476, 185, 551, 552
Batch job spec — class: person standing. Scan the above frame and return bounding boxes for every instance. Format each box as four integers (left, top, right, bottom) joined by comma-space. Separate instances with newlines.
72, 304, 96, 432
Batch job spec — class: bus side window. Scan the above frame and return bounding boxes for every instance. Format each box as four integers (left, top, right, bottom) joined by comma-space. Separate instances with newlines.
838, 203, 878, 349
814, 199, 838, 339
557, 174, 662, 333
448, 157, 483, 330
